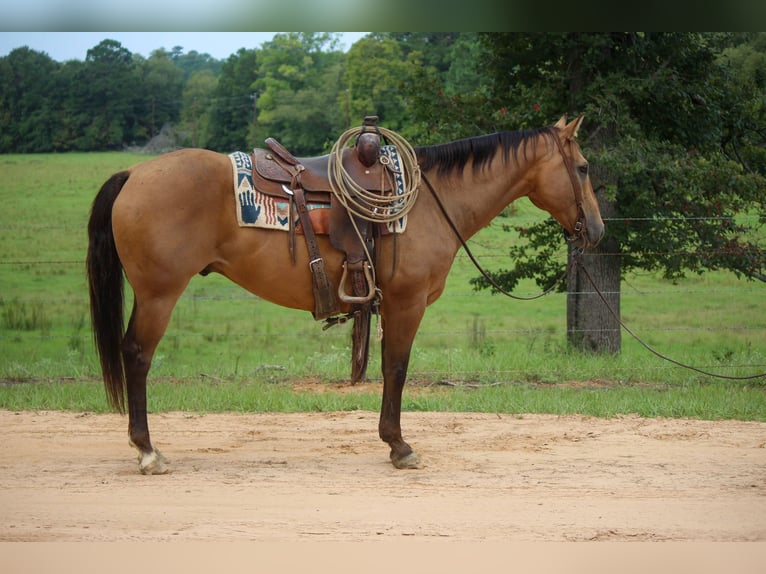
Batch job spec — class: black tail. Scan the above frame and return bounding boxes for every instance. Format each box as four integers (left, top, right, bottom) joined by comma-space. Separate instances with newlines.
86, 171, 130, 413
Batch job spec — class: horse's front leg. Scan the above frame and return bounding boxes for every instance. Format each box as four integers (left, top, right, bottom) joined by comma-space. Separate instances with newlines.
378, 300, 426, 469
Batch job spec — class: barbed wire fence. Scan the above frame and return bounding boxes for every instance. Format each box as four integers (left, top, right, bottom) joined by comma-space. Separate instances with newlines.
1, 215, 764, 383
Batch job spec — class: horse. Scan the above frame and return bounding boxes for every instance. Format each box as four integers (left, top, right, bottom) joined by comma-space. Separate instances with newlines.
87, 114, 604, 474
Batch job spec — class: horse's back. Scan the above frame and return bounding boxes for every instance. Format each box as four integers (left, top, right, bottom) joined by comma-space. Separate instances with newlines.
123, 148, 231, 198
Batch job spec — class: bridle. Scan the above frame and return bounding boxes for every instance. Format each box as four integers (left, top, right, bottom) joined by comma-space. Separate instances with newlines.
551, 135, 587, 246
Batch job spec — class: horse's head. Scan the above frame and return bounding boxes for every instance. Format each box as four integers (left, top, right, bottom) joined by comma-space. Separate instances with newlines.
527, 115, 605, 249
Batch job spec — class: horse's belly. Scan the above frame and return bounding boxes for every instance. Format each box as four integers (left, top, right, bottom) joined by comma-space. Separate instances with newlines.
211, 233, 349, 315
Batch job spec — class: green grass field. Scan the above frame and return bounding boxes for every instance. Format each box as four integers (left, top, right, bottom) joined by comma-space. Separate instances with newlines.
1, 152, 764, 419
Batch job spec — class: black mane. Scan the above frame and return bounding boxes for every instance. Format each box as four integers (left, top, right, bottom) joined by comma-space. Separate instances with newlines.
415, 127, 555, 175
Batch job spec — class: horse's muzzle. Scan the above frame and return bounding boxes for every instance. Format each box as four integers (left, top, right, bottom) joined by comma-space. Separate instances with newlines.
587, 219, 606, 248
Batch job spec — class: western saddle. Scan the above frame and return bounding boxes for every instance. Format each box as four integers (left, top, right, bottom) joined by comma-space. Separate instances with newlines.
249, 117, 397, 380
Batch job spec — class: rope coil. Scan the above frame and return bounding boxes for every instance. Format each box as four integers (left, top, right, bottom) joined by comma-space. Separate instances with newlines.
327, 125, 421, 223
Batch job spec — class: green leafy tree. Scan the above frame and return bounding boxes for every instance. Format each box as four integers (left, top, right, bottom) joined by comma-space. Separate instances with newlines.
205, 48, 259, 152
406, 33, 766, 353
717, 33, 766, 181
253, 32, 345, 154
180, 69, 218, 148
1, 40, 215, 152
169, 47, 223, 81
48, 59, 83, 151
482, 33, 765, 352
443, 32, 489, 97
343, 35, 425, 136
132, 49, 184, 142
78, 39, 139, 150
0, 47, 58, 152
387, 32, 459, 77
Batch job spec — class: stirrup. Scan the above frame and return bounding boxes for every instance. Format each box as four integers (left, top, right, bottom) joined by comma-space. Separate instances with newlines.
338, 261, 376, 304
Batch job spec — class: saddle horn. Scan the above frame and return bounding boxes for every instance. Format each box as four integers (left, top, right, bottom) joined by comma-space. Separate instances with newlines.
355, 116, 381, 168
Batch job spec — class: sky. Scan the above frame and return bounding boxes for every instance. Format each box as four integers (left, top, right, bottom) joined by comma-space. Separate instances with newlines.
0, 32, 369, 62
0, 0, 401, 32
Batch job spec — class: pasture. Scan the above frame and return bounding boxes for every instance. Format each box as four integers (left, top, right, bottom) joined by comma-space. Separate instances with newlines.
0, 152, 764, 419
2, 152, 766, 547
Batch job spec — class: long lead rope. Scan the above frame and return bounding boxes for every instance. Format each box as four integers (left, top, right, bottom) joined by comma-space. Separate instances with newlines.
572, 253, 766, 381
423, 173, 765, 380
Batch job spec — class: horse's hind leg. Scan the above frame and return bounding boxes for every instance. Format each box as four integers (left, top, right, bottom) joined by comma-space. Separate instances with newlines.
122, 293, 183, 474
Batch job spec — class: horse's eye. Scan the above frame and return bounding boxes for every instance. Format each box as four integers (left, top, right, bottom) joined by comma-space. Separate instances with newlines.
578, 164, 589, 176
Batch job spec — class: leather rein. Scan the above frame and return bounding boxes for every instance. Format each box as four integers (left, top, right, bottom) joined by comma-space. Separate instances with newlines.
422, 133, 586, 301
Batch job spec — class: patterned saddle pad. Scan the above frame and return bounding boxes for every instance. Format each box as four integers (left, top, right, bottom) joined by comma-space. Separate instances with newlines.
230, 151, 327, 232
229, 149, 407, 234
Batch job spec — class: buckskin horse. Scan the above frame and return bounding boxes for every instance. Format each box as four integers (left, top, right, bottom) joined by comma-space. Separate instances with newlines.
87, 115, 604, 474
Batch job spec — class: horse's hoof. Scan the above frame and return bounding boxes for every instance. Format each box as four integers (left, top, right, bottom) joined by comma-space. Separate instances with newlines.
138, 448, 170, 475
392, 451, 422, 469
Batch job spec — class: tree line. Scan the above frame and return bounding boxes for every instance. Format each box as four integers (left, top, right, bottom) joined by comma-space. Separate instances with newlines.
2, 32, 764, 353
0, 32, 474, 154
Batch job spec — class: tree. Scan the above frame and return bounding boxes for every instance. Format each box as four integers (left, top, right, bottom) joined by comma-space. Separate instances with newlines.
79, 39, 138, 150
133, 49, 184, 142
717, 34, 766, 182
169, 47, 223, 81
0, 40, 220, 152
343, 35, 425, 135
180, 69, 217, 148
205, 48, 259, 152
476, 33, 765, 352
387, 32, 459, 77
50, 59, 89, 151
404, 33, 766, 353
0, 47, 58, 152
443, 32, 488, 97
253, 32, 345, 154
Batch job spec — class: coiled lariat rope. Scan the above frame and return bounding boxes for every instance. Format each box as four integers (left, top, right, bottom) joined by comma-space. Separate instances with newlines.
327, 125, 421, 318
328, 125, 421, 224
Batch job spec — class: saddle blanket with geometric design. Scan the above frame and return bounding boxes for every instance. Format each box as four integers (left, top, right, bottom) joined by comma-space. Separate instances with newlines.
230, 148, 407, 233
230, 151, 325, 231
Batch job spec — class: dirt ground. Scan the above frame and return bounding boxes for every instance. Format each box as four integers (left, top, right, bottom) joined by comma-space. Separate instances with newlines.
1, 408, 765, 542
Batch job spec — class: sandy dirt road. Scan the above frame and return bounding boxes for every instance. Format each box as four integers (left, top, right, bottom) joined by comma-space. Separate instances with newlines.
1, 409, 765, 542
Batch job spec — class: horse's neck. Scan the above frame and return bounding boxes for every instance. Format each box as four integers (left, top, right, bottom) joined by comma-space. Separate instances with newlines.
428, 159, 533, 242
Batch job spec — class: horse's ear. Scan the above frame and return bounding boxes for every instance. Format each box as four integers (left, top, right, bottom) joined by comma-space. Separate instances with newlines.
570, 114, 585, 138
559, 114, 585, 140
554, 115, 568, 130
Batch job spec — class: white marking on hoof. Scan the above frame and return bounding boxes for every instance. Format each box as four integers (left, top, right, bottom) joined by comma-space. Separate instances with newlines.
138, 449, 169, 475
